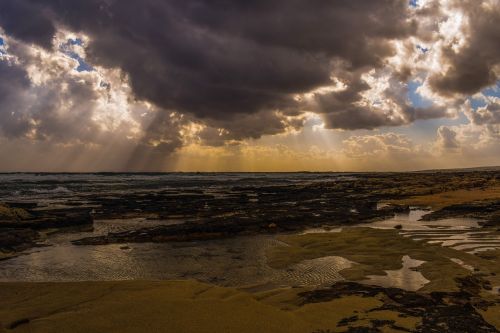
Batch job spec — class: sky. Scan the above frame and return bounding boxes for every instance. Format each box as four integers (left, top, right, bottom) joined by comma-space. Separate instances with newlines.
0, 0, 500, 172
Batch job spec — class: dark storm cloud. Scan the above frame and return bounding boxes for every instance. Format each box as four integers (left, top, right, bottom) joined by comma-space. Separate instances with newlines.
137, 112, 185, 153
321, 102, 450, 131
0, 0, 55, 49
312, 73, 404, 130
323, 106, 406, 130
429, 0, 500, 96
199, 110, 306, 146
313, 71, 449, 130
0, 60, 32, 137
0, 0, 417, 137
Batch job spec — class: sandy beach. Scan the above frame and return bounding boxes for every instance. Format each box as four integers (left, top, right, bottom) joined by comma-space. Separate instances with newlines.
0, 280, 424, 333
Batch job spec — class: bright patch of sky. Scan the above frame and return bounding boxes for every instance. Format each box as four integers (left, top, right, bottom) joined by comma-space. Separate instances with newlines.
68, 38, 84, 46
60, 38, 93, 72
389, 114, 468, 142
416, 45, 429, 54
409, 0, 419, 7
74, 57, 93, 72
469, 81, 500, 109
0, 36, 6, 56
407, 80, 433, 108
469, 97, 488, 109
482, 81, 500, 98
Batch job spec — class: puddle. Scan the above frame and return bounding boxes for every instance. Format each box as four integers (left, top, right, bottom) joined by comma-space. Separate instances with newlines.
301, 227, 343, 234
368, 209, 480, 230
368, 209, 500, 254
0, 229, 351, 290
361, 255, 430, 291
449, 258, 475, 272
2, 207, 498, 292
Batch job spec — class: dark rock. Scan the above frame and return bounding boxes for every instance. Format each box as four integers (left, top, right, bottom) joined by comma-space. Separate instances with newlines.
421, 200, 500, 226
0, 204, 94, 258
0, 228, 39, 253
0, 207, 93, 230
299, 279, 499, 333
337, 315, 359, 327
345, 327, 381, 333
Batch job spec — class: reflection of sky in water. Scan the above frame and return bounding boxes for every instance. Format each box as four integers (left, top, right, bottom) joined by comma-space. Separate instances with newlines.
368, 209, 500, 254
449, 258, 474, 272
0, 224, 351, 290
362, 255, 429, 291
3, 207, 500, 291
305, 209, 500, 254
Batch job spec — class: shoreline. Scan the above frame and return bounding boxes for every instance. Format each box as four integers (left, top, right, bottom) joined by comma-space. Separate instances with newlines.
2, 172, 500, 332
1, 279, 499, 333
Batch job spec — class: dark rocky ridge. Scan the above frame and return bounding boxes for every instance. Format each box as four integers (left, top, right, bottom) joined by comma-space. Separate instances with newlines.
0, 228, 39, 254
69, 171, 500, 245
0, 204, 93, 258
421, 200, 500, 227
2, 171, 500, 252
302, 276, 500, 333
71, 204, 402, 245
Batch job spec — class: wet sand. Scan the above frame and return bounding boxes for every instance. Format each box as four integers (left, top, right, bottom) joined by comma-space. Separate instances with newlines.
0, 280, 420, 333
3, 217, 500, 332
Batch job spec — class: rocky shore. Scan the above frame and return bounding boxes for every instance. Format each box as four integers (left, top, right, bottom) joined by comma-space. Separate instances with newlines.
2, 171, 500, 332
420, 200, 500, 227
0, 204, 93, 259
70, 171, 500, 246
71, 204, 403, 245
2, 170, 500, 255
300, 276, 500, 333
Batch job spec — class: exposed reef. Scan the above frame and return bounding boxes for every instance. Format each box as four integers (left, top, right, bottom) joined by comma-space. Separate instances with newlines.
2, 171, 500, 332
420, 200, 500, 226
301, 277, 499, 333
0, 203, 93, 259
0, 171, 498, 248
71, 205, 400, 245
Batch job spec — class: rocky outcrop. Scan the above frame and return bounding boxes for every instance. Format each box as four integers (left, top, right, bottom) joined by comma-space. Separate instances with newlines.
0, 203, 93, 258
421, 200, 500, 226
72, 204, 402, 245
301, 276, 500, 333
0, 206, 93, 230
0, 228, 39, 255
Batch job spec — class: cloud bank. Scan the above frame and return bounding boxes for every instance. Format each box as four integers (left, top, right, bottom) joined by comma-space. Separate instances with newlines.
0, 0, 500, 170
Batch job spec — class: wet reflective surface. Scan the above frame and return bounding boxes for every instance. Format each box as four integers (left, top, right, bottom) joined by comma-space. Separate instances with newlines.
363, 256, 429, 291
369, 210, 500, 254
2, 209, 496, 293
0, 218, 352, 289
